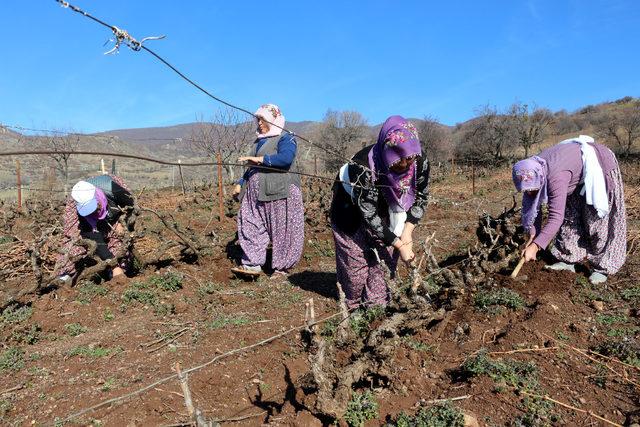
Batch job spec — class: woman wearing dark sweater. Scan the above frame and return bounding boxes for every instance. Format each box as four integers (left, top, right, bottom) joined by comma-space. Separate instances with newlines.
231, 104, 304, 278
330, 115, 430, 309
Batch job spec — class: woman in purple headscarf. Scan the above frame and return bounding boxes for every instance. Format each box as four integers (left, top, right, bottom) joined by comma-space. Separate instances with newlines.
329, 115, 430, 309
512, 135, 627, 284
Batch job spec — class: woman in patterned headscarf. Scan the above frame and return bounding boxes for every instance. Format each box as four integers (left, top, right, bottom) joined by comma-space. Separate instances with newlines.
329, 115, 430, 309
512, 135, 626, 284
231, 104, 304, 278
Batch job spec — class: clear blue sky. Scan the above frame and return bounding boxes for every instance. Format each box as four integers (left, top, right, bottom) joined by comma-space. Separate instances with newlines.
1, 0, 639, 133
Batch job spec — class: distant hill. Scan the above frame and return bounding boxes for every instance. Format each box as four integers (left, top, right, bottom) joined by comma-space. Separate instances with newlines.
1, 96, 637, 198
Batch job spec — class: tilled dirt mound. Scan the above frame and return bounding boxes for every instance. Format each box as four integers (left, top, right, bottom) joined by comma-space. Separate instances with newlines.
0, 174, 639, 426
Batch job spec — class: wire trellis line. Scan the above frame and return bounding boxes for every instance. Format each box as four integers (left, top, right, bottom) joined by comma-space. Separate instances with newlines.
0, 122, 350, 171
0, 150, 405, 191
52, 0, 357, 168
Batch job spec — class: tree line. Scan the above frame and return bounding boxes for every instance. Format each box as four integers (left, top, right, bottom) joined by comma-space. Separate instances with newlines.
13, 96, 640, 189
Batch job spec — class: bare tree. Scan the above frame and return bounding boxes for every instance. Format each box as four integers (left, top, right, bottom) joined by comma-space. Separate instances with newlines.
417, 115, 452, 162
552, 109, 581, 135
37, 132, 80, 195
190, 108, 254, 183
319, 109, 369, 172
595, 104, 640, 157
457, 105, 515, 161
508, 102, 554, 157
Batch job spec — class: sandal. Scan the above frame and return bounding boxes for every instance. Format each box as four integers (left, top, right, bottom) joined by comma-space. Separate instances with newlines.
270, 270, 288, 280
231, 265, 262, 277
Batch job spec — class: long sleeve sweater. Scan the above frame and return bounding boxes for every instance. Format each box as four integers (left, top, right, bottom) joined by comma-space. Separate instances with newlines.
531, 142, 617, 249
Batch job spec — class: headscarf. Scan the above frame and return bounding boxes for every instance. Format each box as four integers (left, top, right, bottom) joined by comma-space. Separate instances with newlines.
82, 188, 108, 230
512, 156, 548, 232
254, 104, 285, 138
367, 115, 422, 211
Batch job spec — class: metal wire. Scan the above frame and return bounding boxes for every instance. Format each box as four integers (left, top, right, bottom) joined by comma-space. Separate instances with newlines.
52, 0, 357, 168
0, 149, 402, 192
1, 123, 350, 169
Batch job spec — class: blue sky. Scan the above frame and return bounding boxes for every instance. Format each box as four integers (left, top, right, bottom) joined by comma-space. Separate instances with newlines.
0, 0, 639, 132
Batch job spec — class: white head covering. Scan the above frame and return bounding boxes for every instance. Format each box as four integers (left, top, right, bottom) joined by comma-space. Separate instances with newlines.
254, 104, 285, 138
71, 180, 98, 216
559, 135, 609, 218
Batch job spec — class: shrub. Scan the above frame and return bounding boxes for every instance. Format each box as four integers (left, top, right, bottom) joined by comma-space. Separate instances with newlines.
1, 305, 33, 324
0, 347, 25, 371
344, 391, 379, 427
460, 351, 539, 391
148, 271, 183, 292
350, 305, 386, 337
11, 324, 41, 344
390, 402, 464, 427
65, 323, 88, 337
473, 288, 524, 311
207, 315, 251, 330
76, 282, 109, 304
592, 340, 640, 367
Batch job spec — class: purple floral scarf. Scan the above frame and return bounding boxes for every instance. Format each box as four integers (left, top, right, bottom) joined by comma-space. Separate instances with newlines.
512, 156, 548, 232
368, 115, 422, 211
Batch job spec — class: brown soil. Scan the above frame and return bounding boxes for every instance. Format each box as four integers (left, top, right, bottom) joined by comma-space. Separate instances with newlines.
0, 166, 639, 427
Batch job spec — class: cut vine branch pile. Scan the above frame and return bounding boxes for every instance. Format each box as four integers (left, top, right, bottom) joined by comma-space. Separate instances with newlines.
302, 202, 525, 421
0, 199, 212, 310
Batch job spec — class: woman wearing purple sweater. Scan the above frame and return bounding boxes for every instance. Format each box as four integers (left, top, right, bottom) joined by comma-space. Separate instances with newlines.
512, 135, 627, 284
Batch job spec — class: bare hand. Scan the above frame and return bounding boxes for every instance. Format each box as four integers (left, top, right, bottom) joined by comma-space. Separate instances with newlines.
521, 229, 536, 256
232, 184, 241, 196
112, 267, 125, 278
238, 156, 263, 165
398, 244, 415, 264
523, 243, 539, 262
113, 222, 125, 235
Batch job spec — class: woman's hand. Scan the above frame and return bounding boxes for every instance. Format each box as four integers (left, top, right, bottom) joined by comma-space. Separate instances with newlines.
393, 238, 415, 264
232, 184, 242, 199
521, 229, 538, 262
113, 222, 125, 235
400, 223, 415, 247
112, 267, 125, 278
238, 156, 264, 165
523, 243, 539, 262
398, 243, 415, 264
399, 222, 415, 262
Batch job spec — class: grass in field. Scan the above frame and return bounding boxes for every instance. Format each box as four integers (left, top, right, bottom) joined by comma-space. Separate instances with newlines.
67, 346, 122, 358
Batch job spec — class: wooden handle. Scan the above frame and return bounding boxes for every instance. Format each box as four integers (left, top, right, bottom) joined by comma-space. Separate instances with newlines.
510, 257, 526, 278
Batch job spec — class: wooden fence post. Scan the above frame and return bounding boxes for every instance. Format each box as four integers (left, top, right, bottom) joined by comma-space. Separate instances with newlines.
15, 160, 22, 210
314, 155, 318, 175
178, 159, 186, 195
217, 151, 224, 222
101, 159, 106, 174
472, 158, 476, 196
111, 159, 116, 174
